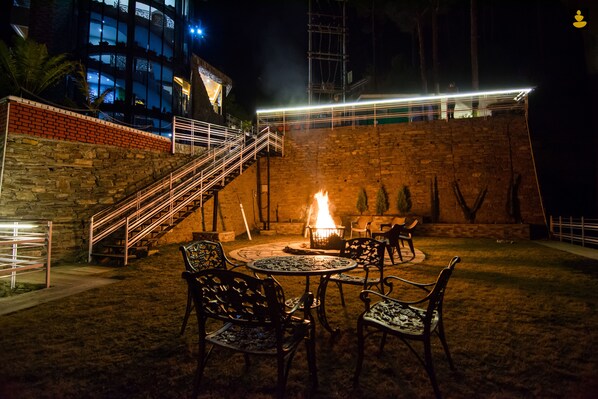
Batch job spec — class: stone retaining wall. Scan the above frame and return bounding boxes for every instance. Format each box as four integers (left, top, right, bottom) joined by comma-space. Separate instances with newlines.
260, 114, 544, 228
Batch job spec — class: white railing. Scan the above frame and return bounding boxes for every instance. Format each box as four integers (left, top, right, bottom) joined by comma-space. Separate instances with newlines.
550, 216, 598, 248
89, 126, 283, 264
171, 116, 246, 154
256, 87, 533, 132
0, 220, 52, 289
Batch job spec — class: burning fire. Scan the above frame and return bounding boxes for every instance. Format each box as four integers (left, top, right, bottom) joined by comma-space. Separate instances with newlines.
314, 190, 336, 228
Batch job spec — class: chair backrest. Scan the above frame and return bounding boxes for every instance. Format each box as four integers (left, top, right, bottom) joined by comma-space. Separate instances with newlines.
179, 240, 230, 273
352, 216, 372, 229
182, 269, 286, 328
400, 219, 419, 237
384, 223, 404, 247
340, 237, 386, 270
390, 217, 406, 226
423, 256, 460, 329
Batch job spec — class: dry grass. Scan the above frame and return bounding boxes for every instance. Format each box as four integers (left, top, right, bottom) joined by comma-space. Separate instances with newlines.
1, 236, 598, 399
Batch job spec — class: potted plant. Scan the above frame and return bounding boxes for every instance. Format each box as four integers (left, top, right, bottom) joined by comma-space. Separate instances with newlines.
375, 185, 389, 215
356, 188, 368, 215
396, 185, 412, 215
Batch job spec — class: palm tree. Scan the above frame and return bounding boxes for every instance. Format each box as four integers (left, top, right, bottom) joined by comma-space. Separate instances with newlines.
73, 61, 112, 117
0, 37, 74, 99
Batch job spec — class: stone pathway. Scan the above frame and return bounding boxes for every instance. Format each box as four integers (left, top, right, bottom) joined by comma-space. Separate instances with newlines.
229, 239, 426, 265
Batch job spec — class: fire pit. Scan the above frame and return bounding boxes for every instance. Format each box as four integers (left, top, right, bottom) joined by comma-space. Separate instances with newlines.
306, 190, 345, 250
308, 226, 346, 250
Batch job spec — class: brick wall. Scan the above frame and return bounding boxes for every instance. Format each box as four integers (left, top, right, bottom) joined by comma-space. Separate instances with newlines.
260, 114, 545, 227
2, 97, 171, 152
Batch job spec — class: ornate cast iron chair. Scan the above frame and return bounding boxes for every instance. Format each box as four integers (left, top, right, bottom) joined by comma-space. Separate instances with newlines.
353, 256, 461, 399
182, 269, 317, 399
350, 216, 372, 238
179, 240, 242, 335
398, 219, 419, 257
326, 237, 386, 306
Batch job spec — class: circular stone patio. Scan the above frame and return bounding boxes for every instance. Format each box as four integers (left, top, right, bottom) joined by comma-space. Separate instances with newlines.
229, 238, 425, 265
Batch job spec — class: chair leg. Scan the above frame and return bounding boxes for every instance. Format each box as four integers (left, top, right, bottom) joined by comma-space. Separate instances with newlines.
353, 317, 365, 386
180, 291, 192, 335
193, 340, 208, 399
386, 245, 395, 264
336, 281, 346, 307
306, 324, 318, 391
407, 239, 415, 256
437, 321, 455, 370
378, 332, 388, 353
394, 244, 403, 262
424, 338, 442, 399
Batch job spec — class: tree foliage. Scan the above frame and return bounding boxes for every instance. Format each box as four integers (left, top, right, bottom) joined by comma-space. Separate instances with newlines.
72, 61, 112, 116
396, 185, 412, 215
375, 185, 389, 215
356, 188, 368, 215
0, 37, 74, 99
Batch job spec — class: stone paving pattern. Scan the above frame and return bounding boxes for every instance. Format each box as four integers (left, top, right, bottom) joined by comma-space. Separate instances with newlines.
229, 239, 425, 265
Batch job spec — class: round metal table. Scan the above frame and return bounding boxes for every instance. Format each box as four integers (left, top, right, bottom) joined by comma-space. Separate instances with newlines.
247, 255, 357, 334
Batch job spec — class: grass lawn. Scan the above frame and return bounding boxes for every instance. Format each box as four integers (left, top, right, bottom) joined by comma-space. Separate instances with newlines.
1, 235, 597, 398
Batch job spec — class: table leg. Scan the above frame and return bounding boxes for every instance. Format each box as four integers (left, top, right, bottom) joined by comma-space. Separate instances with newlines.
316, 274, 340, 335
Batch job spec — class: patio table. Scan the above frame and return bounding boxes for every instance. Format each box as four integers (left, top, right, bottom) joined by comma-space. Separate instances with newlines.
247, 255, 357, 334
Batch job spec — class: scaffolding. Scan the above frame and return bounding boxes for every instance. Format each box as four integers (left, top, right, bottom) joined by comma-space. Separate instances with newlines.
307, 0, 347, 105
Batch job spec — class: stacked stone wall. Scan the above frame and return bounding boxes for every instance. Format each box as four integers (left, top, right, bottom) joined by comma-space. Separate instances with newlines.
260, 115, 545, 227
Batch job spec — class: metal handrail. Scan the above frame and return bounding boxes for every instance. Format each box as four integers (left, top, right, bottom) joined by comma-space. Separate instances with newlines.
171, 116, 245, 154
549, 216, 598, 248
256, 88, 533, 132
88, 125, 283, 264
0, 220, 52, 289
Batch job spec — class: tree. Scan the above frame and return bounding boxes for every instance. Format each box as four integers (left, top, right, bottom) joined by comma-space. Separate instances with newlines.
0, 37, 74, 99
396, 185, 412, 215
375, 185, 389, 215
385, 1, 430, 93
356, 188, 368, 215
72, 61, 112, 117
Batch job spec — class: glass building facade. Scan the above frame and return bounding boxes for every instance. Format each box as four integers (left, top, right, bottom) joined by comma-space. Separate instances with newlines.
80, 0, 192, 136
5, 0, 229, 136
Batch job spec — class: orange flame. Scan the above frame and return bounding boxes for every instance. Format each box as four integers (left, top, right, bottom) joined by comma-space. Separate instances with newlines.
314, 190, 336, 228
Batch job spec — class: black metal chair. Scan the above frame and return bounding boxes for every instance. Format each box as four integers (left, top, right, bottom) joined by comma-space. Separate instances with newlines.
179, 240, 242, 335
398, 219, 419, 257
353, 256, 461, 399
327, 237, 386, 306
372, 223, 404, 264
182, 269, 317, 399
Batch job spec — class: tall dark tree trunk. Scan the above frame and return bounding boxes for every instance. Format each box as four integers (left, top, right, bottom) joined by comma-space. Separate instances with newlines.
431, 1, 440, 94
470, 0, 479, 90
371, 0, 377, 91
416, 18, 428, 93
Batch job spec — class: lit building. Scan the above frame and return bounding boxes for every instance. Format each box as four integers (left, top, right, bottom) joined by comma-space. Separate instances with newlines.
4, 0, 228, 136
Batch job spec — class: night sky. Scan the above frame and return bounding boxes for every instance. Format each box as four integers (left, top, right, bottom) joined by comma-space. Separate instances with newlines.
194, 0, 597, 218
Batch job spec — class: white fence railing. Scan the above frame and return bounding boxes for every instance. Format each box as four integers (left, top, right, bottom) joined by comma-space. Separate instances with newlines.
89, 126, 283, 265
171, 116, 246, 154
256, 87, 533, 132
0, 220, 52, 289
549, 216, 598, 248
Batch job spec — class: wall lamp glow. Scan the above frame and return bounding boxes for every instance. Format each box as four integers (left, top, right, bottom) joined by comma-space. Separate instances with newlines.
257, 87, 534, 114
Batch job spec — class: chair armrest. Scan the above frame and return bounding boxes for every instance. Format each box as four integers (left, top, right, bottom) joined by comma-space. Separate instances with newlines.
225, 258, 243, 270
382, 275, 436, 297
359, 288, 429, 311
285, 291, 314, 320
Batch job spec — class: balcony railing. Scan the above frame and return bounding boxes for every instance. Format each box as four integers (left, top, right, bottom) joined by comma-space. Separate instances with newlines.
550, 216, 598, 248
256, 88, 533, 132
0, 220, 52, 289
